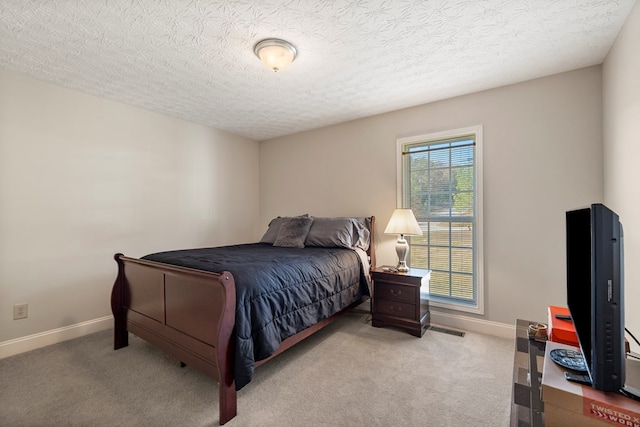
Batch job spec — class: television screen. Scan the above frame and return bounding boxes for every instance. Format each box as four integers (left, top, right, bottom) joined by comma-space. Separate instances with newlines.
566, 203, 625, 392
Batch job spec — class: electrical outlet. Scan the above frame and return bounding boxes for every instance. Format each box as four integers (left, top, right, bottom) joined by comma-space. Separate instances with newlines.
13, 303, 28, 320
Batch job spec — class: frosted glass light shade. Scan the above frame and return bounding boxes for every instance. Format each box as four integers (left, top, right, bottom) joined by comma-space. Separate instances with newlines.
254, 39, 297, 72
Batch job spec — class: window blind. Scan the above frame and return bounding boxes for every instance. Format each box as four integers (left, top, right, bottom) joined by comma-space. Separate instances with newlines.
401, 134, 477, 304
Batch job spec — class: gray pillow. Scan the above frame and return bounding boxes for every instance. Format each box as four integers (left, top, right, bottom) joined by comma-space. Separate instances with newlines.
351, 218, 371, 251
273, 217, 314, 248
305, 217, 370, 250
260, 214, 309, 244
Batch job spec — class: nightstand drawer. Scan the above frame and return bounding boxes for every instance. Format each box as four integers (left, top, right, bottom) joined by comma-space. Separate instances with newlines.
376, 299, 415, 320
375, 282, 415, 304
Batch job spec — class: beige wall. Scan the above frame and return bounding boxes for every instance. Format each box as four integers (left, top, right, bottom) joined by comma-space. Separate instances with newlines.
0, 70, 260, 344
603, 1, 640, 351
260, 66, 604, 328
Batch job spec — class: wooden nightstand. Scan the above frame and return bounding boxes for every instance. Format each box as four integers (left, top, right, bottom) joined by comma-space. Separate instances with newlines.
371, 266, 431, 337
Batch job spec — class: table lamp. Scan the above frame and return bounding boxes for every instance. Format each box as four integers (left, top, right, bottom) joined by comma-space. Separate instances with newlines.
384, 208, 423, 272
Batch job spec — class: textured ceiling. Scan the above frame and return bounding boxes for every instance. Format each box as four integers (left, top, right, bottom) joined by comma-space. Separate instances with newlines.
0, 0, 636, 141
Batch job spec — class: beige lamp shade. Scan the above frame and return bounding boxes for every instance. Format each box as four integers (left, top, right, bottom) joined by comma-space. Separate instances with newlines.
384, 209, 423, 236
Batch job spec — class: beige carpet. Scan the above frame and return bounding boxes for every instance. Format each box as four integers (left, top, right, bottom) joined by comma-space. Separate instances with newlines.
0, 312, 514, 426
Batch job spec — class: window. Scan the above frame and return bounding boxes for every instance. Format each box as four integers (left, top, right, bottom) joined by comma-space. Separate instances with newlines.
396, 125, 483, 314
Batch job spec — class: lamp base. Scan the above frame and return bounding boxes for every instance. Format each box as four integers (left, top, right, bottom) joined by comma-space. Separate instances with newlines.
395, 235, 410, 273
396, 262, 409, 273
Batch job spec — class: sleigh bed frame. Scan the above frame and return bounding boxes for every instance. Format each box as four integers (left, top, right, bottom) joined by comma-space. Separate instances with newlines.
111, 216, 375, 425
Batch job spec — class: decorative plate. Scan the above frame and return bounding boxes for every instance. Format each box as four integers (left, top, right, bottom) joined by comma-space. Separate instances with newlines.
549, 348, 588, 372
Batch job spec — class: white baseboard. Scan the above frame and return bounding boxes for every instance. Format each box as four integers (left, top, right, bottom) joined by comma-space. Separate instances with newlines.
0, 315, 113, 359
430, 310, 515, 339
0, 312, 514, 359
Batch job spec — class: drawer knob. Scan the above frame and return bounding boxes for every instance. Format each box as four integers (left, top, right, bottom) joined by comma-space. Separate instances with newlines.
391, 305, 402, 312
390, 289, 402, 296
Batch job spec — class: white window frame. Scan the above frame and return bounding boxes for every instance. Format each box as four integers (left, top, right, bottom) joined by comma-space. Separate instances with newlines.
396, 125, 484, 314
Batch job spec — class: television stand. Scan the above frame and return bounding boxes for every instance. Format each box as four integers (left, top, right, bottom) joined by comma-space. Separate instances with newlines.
510, 319, 545, 427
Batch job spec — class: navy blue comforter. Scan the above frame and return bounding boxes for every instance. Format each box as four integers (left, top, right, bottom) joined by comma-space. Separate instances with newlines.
142, 243, 369, 389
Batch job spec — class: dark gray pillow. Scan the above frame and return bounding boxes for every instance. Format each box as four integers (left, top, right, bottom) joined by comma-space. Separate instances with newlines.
260, 214, 309, 244
305, 217, 370, 250
273, 217, 314, 248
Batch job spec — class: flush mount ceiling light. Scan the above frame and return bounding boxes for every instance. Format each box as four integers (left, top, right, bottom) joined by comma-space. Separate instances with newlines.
254, 38, 297, 72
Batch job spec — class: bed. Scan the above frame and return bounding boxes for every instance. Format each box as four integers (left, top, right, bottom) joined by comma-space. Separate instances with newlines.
110, 215, 375, 425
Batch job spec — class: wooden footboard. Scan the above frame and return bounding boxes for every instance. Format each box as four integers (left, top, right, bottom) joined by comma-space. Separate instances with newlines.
111, 253, 237, 424
111, 216, 376, 425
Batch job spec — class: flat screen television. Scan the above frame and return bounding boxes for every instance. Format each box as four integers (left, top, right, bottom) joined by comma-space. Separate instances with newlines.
566, 203, 625, 392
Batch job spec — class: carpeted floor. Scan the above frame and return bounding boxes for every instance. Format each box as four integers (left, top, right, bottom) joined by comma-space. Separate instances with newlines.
0, 312, 514, 426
